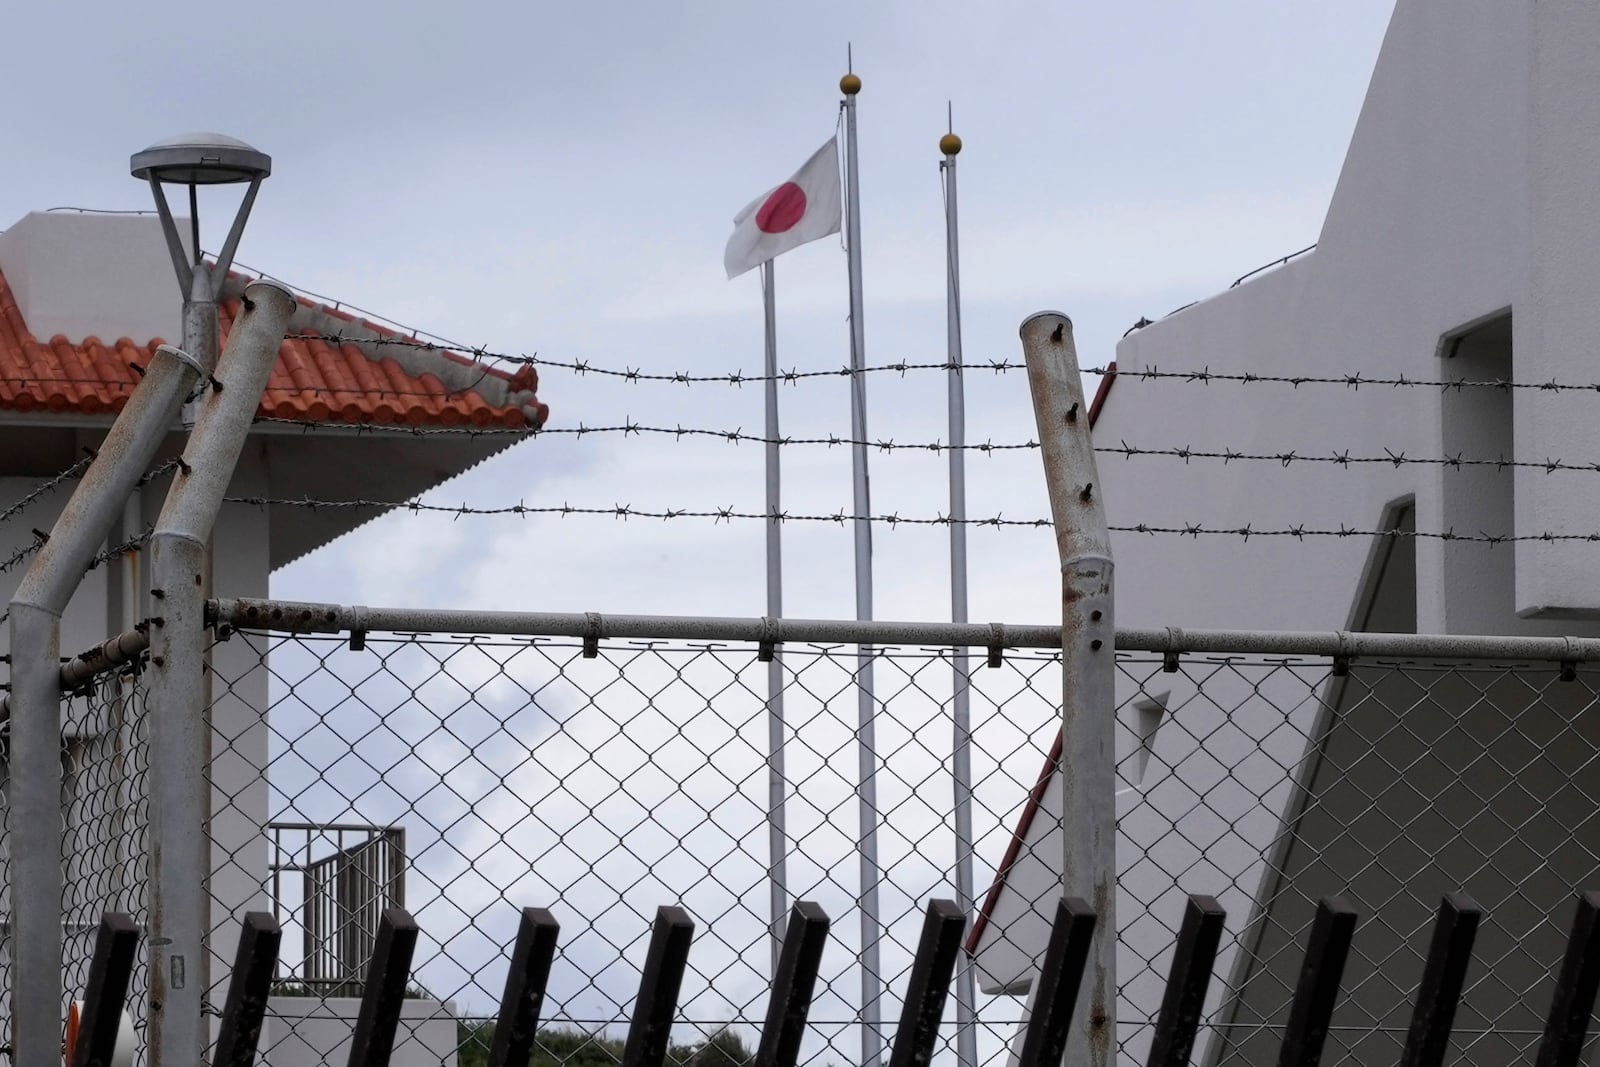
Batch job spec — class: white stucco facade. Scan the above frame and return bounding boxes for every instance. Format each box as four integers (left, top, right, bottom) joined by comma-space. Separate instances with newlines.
972, 2, 1600, 1063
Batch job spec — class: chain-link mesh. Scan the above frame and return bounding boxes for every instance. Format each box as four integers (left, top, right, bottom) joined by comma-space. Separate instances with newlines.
11, 618, 1599, 1066
56, 663, 150, 1059
189, 625, 1600, 1067
203, 629, 1059, 1067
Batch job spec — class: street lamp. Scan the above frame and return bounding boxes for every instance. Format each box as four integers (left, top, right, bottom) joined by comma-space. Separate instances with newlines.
130, 132, 271, 391
127, 133, 272, 1067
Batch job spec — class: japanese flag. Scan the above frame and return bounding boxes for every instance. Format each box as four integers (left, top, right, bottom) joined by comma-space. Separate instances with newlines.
724, 137, 842, 279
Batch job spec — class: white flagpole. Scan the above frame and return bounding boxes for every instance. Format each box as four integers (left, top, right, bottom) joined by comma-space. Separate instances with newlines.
941, 116, 980, 1067
761, 259, 789, 977
841, 60, 884, 1067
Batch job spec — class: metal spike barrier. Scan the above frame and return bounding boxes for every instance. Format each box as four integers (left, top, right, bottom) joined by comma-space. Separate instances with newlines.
487, 907, 562, 1067
754, 901, 832, 1067
1145, 895, 1227, 1067
1276, 897, 1359, 1067
620, 906, 696, 1067
69, 913, 140, 1067
44, 888, 1600, 1065
885, 899, 968, 1067
1399, 894, 1481, 1067
1535, 890, 1600, 1067
346, 907, 421, 1067
1016, 897, 1099, 1067
211, 911, 284, 1067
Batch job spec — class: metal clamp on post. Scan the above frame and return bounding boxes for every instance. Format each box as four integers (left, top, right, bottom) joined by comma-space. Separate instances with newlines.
758, 616, 781, 663
1161, 628, 1185, 673
348, 605, 371, 653
1331, 631, 1354, 677
986, 623, 1006, 668
582, 612, 603, 659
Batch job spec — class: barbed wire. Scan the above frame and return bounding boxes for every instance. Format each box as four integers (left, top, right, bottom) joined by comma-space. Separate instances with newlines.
297, 332, 1600, 393
1126, 365, 1600, 393
0, 524, 153, 579
25, 355, 1600, 397
215, 493, 1600, 544
247, 416, 1600, 472
301, 333, 1035, 383
0, 455, 95, 528
0, 458, 183, 579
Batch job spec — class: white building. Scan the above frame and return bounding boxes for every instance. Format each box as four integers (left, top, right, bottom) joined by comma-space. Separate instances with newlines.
969, 2, 1600, 1063
0, 209, 548, 1064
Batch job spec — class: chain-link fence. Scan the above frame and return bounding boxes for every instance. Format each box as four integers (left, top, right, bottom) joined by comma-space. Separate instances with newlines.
50, 660, 151, 1061
64, 608, 1567, 1067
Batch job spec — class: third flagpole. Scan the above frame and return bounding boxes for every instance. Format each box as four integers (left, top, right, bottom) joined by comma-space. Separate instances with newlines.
941, 120, 980, 1067
841, 63, 884, 1067
761, 258, 788, 976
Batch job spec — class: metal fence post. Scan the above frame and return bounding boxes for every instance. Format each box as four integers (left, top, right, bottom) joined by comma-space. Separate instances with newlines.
146, 281, 296, 1067
6, 341, 212, 1067
1021, 311, 1116, 1067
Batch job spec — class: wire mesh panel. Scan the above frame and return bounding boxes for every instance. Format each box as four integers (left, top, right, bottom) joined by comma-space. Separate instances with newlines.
1097, 655, 1600, 1067
206, 628, 1061, 1067
0, 612, 1562, 1067
57, 663, 150, 1060
188, 622, 1600, 1067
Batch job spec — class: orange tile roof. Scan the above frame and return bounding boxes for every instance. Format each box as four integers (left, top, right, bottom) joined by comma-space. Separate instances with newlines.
0, 268, 548, 428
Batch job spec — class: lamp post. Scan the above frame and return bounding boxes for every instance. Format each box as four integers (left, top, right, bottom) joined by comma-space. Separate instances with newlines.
131, 132, 271, 414
130, 133, 270, 1067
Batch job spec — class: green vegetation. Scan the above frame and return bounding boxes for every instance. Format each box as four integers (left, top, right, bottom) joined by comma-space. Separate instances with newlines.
455, 1022, 753, 1067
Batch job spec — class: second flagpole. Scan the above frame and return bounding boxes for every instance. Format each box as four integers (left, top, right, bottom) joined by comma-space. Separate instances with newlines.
941, 122, 980, 1067
761, 259, 789, 977
841, 64, 884, 1067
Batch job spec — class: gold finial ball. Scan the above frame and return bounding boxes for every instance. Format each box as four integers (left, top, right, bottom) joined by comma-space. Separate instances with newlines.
940, 132, 963, 156
840, 72, 862, 96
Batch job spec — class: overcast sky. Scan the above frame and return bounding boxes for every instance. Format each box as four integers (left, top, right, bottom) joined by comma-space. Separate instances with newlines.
5, 0, 1396, 627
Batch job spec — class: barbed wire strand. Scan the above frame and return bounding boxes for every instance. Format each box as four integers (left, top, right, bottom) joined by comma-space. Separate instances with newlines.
20, 355, 1600, 396
0, 458, 183, 580
246, 416, 1600, 472
0, 525, 153, 584
214, 494, 1600, 545
0, 455, 95, 528
295, 332, 1600, 394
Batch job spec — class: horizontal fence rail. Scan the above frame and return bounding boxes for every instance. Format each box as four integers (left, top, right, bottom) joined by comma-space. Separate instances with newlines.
210, 597, 1600, 663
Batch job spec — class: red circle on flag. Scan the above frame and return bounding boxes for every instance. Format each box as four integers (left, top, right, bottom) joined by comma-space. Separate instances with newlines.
756, 183, 808, 233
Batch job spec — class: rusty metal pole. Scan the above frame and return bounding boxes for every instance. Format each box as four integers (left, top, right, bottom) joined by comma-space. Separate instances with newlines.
146, 280, 296, 1067
1020, 311, 1115, 1067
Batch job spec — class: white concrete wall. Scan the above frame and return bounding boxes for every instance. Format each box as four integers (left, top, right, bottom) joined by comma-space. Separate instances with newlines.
0, 212, 192, 346
1514, 0, 1600, 616
0, 474, 120, 659
1103, 0, 1600, 633
1105, 0, 1543, 639
263, 997, 459, 1067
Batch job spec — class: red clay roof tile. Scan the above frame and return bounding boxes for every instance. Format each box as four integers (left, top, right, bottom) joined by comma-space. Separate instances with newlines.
0, 267, 546, 429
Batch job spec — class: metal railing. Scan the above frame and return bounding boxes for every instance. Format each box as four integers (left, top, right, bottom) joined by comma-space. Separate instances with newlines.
268, 822, 406, 997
